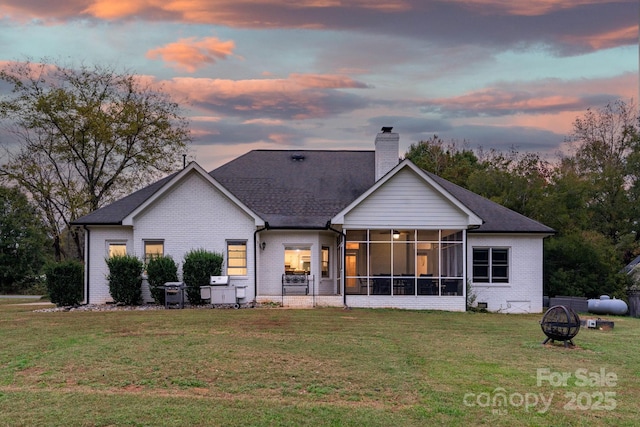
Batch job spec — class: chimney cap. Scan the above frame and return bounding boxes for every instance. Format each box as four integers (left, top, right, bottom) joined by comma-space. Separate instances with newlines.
381, 126, 393, 133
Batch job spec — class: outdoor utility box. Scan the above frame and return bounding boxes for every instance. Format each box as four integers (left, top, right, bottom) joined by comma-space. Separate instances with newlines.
164, 282, 185, 309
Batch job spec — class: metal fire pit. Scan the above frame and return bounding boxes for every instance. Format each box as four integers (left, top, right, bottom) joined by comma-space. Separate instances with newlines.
540, 305, 581, 347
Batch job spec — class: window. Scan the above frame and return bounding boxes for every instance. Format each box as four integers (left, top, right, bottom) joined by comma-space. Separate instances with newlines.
285, 246, 311, 274
472, 248, 509, 283
227, 241, 247, 276
144, 240, 164, 265
321, 246, 330, 278
108, 242, 127, 258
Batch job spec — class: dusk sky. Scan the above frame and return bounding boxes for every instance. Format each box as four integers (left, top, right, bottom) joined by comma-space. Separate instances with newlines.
1, 1, 638, 171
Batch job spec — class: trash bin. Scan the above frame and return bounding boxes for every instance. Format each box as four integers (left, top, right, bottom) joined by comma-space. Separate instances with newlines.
164, 282, 185, 309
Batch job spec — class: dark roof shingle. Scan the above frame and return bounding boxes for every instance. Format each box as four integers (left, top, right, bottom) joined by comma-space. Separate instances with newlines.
427, 172, 554, 234
72, 173, 177, 225
210, 150, 375, 228
74, 149, 553, 234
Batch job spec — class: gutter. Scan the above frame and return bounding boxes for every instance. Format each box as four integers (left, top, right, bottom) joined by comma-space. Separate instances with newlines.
83, 225, 90, 305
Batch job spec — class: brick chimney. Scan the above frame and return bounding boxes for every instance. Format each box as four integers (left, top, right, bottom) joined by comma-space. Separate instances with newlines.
375, 127, 399, 181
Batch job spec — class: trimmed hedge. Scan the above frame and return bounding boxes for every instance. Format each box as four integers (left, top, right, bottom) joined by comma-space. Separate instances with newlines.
106, 254, 144, 305
44, 260, 84, 307
146, 255, 179, 305
182, 249, 223, 304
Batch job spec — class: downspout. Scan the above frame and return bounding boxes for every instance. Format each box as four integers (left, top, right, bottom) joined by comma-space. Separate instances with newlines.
326, 222, 347, 307
254, 223, 269, 302
83, 225, 90, 305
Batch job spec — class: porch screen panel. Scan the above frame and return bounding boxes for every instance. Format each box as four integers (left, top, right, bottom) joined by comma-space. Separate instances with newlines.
393, 236, 415, 295
370, 241, 391, 295
393, 242, 415, 275
345, 234, 368, 295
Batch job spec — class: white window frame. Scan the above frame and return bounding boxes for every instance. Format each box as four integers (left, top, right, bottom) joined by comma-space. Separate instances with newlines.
227, 240, 248, 276
321, 246, 330, 278
143, 240, 164, 265
107, 241, 127, 258
472, 247, 510, 284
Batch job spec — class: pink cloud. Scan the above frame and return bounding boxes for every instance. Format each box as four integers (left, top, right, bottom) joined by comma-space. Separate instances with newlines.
163, 73, 370, 119
424, 73, 637, 118
561, 25, 638, 51
168, 73, 368, 98
146, 36, 236, 72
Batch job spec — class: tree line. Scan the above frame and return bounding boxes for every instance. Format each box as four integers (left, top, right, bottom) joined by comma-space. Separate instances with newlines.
405, 100, 639, 299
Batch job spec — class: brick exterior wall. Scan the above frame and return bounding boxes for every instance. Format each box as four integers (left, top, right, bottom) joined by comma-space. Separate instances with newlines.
468, 234, 544, 313
86, 171, 256, 304
374, 131, 399, 181
85, 226, 133, 304
346, 295, 465, 311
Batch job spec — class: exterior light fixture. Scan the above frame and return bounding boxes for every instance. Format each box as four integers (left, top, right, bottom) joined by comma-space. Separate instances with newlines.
392, 230, 400, 239
260, 241, 266, 250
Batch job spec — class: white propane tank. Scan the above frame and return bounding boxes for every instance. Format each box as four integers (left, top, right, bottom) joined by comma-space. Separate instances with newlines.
587, 295, 628, 315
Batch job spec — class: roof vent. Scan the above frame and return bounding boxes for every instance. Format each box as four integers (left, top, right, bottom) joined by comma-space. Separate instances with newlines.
291, 154, 305, 161
381, 126, 393, 133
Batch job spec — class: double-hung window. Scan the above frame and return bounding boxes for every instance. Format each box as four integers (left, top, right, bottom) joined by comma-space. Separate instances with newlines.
144, 240, 164, 265
108, 242, 127, 258
227, 241, 247, 276
472, 248, 509, 283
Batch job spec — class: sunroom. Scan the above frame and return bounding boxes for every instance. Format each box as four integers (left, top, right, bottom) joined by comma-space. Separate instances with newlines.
344, 228, 465, 297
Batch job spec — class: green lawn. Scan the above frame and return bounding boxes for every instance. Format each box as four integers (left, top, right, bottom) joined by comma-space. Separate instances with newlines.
0, 298, 638, 426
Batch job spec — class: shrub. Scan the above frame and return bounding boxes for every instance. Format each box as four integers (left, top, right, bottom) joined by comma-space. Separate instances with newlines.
182, 249, 223, 304
44, 261, 84, 307
146, 255, 179, 305
106, 254, 144, 305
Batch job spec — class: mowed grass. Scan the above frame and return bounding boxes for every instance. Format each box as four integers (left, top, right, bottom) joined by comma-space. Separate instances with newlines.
0, 298, 639, 426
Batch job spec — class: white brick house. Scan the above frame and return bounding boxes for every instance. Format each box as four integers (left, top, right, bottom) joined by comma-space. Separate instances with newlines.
74, 128, 554, 312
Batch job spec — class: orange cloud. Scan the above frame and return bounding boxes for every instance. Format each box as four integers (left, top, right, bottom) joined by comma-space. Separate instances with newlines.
162, 73, 369, 119
289, 73, 370, 89
0, 0, 409, 27
146, 36, 236, 72
168, 73, 368, 98
83, 0, 147, 19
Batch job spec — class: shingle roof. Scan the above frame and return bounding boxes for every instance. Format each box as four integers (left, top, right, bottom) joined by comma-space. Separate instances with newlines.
209, 150, 375, 228
73, 149, 553, 234
426, 172, 555, 234
72, 173, 177, 225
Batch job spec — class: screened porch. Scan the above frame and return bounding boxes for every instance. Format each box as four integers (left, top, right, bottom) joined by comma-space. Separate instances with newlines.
344, 229, 465, 297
